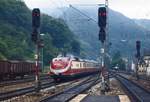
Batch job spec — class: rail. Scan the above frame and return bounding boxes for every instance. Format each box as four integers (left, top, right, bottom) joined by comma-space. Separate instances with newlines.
116, 74, 150, 102
0, 74, 50, 87
0, 80, 54, 101
40, 76, 100, 102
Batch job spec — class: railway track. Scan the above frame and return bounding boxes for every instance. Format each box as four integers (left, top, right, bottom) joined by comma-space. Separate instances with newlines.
139, 75, 150, 81
0, 74, 99, 101
0, 79, 55, 101
39, 75, 100, 102
116, 74, 150, 102
115, 70, 150, 81
0, 74, 50, 87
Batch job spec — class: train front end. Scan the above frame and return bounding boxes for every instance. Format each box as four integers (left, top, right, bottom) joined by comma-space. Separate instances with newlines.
49, 56, 72, 80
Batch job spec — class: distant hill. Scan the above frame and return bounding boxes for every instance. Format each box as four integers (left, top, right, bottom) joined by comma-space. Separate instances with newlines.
134, 19, 150, 31
134, 18, 150, 56
0, 0, 80, 65
58, 6, 150, 59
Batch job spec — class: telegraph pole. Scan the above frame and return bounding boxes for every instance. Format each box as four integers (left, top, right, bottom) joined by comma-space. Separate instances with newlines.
32, 8, 41, 92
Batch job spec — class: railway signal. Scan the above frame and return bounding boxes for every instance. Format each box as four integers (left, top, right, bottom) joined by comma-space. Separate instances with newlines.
98, 7, 107, 43
32, 8, 40, 28
31, 28, 38, 42
135, 40, 141, 80
98, 7, 107, 28
136, 40, 141, 58
32, 8, 41, 92
98, 2, 110, 94
32, 8, 40, 43
99, 28, 106, 43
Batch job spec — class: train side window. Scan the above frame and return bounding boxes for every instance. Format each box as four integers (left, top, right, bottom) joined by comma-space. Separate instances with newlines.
83, 63, 85, 67
87, 63, 88, 67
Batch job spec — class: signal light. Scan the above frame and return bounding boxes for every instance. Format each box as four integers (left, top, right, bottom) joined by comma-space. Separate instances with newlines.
136, 41, 141, 50
99, 28, 106, 43
98, 7, 107, 28
32, 8, 40, 28
136, 40, 141, 58
32, 29, 38, 42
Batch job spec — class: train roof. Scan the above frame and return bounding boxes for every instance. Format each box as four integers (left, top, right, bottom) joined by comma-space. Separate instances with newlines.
55, 53, 98, 63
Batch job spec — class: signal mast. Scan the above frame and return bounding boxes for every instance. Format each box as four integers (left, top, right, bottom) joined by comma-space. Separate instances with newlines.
98, 0, 110, 94
32, 8, 41, 92
135, 40, 141, 80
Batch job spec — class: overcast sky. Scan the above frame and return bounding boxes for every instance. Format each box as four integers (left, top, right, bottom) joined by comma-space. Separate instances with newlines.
24, 0, 150, 19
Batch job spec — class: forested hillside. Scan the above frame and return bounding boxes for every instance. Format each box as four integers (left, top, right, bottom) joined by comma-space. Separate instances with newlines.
60, 7, 150, 59
0, 0, 80, 65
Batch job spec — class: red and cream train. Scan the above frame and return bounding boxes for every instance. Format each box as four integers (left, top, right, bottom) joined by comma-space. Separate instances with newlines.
49, 54, 100, 81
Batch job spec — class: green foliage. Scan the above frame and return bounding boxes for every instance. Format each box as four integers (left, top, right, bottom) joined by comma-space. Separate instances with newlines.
0, 0, 81, 65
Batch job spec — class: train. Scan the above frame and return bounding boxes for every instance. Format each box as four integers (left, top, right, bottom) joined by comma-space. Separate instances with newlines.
0, 60, 35, 80
49, 54, 100, 81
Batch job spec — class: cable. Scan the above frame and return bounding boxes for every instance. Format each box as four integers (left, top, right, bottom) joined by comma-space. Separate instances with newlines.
50, 0, 98, 23
69, 4, 97, 23
64, 0, 98, 23
69, 4, 104, 6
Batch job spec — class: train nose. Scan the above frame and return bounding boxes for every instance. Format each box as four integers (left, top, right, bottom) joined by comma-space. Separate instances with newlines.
53, 62, 65, 68
51, 60, 68, 69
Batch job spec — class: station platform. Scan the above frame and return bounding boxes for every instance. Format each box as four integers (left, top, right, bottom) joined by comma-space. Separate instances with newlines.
70, 94, 130, 102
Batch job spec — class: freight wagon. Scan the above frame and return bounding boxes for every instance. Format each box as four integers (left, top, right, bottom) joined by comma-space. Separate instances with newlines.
0, 60, 35, 80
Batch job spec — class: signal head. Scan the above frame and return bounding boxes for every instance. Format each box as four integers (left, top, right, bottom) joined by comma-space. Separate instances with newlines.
98, 7, 107, 28
136, 40, 141, 50
136, 40, 141, 58
32, 8, 40, 28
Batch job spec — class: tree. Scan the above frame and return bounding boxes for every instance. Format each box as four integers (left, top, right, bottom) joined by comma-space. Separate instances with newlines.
0, 0, 81, 65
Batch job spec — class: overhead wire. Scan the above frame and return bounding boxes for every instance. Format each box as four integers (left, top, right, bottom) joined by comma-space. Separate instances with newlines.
62, 0, 98, 23
49, 0, 100, 33
69, 4, 97, 23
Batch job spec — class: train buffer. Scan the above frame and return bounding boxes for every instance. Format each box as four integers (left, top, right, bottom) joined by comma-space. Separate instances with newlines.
70, 94, 130, 102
